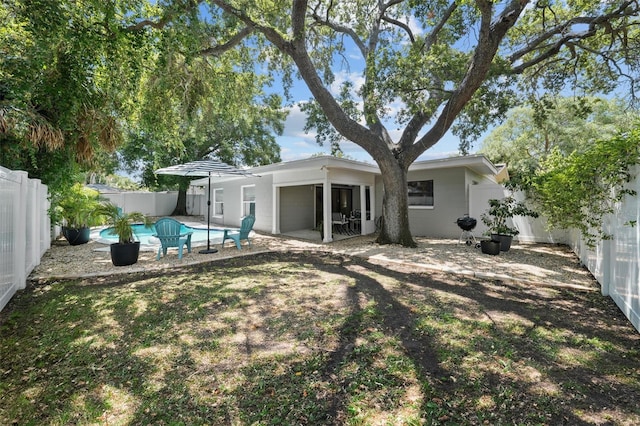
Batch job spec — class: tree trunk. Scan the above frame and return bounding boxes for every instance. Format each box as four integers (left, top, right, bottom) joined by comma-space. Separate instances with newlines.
376, 161, 417, 247
171, 189, 188, 216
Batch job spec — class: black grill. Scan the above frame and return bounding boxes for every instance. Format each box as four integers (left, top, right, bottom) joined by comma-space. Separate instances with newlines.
456, 215, 477, 231
456, 214, 478, 246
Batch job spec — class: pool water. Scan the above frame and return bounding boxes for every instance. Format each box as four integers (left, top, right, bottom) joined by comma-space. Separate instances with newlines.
98, 223, 225, 246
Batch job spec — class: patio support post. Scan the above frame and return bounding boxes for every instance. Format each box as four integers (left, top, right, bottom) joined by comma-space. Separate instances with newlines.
323, 174, 332, 242
272, 185, 280, 234
359, 185, 366, 235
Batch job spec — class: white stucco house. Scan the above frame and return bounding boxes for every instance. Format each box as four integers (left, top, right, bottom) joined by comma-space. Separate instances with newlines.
189, 154, 507, 242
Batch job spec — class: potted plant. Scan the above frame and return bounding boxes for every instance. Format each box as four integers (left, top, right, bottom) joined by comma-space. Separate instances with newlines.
480, 238, 501, 255
53, 183, 104, 245
481, 196, 538, 252
96, 202, 151, 266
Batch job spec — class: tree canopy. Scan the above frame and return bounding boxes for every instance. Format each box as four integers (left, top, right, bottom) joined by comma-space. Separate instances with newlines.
529, 123, 640, 247
1, 0, 285, 209
1, 0, 148, 192
480, 96, 638, 181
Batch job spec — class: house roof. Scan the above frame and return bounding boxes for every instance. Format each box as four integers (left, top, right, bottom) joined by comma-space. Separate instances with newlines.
252, 155, 380, 174
189, 154, 501, 186
409, 154, 499, 176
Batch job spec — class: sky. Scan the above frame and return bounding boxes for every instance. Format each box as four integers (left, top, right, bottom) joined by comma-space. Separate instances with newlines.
275, 101, 475, 164
272, 75, 483, 165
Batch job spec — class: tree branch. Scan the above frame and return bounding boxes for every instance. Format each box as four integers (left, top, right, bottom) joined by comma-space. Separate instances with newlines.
380, 15, 415, 43
379, 0, 415, 43
309, 11, 367, 56
509, 1, 639, 74
125, 0, 204, 31
201, 27, 254, 56
422, 2, 457, 52
209, 0, 293, 54
407, 0, 527, 163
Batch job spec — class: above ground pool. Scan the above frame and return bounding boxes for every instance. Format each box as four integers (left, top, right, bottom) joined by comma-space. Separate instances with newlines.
98, 223, 226, 246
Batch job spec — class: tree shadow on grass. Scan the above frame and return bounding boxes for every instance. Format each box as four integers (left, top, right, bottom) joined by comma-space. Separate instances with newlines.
323, 254, 640, 425
231, 251, 640, 424
2, 251, 639, 425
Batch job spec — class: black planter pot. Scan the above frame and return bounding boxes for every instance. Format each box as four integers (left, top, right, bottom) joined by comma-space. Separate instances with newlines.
491, 234, 513, 252
62, 226, 91, 246
110, 242, 140, 266
480, 239, 501, 255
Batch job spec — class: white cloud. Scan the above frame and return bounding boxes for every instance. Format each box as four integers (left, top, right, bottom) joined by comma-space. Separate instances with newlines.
281, 103, 311, 139
407, 15, 424, 37
328, 70, 365, 97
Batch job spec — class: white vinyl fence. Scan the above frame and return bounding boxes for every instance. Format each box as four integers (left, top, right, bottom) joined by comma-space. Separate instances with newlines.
0, 166, 50, 311
101, 191, 178, 217
568, 165, 640, 333
471, 182, 640, 334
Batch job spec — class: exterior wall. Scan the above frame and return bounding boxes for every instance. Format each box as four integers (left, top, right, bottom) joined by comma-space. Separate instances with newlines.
279, 185, 315, 232
273, 167, 327, 186
208, 174, 274, 232
407, 167, 467, 237
374, 166, 506, 239
186, 191, 205, 217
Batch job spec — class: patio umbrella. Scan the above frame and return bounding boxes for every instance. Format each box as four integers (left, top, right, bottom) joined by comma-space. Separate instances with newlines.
155, 159, 258, 254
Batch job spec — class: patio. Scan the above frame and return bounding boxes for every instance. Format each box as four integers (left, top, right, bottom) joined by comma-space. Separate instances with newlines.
29, 217, 598, 293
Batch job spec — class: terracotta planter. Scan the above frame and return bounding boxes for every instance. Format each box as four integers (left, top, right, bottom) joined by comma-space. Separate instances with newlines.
62, 226, 91, 246
480, 239, 501, 255
110, 242, 140, 266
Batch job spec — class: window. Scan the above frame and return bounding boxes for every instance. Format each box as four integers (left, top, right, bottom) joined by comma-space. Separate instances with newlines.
408, 180, 434, 207
242, 185, 256, 216
213, 188, 224, 216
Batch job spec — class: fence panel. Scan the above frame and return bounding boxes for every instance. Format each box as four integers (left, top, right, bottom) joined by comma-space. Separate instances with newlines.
0, 168, 20, 310
0, 166, 49, 312
568, 165, 640, 333
101, 191, 178, 217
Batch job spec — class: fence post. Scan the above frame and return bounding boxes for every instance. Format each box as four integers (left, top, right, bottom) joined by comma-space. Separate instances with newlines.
40, 180, 51, 256
14, 171, 28, 290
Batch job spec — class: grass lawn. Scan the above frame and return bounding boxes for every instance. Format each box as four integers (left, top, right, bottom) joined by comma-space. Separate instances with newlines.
1, 251, 639, 425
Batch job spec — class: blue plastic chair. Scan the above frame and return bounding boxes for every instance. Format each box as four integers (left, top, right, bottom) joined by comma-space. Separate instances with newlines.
153, 217, 193, 260
222, 215, 255, 250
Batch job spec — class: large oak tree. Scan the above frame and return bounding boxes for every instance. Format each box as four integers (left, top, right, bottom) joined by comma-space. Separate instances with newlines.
189, 0, 639, 246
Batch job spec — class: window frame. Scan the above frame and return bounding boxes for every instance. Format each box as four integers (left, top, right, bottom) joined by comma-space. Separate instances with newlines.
241, 184, 256, 217
213, 188, 224, 218
407, 179, 434, 209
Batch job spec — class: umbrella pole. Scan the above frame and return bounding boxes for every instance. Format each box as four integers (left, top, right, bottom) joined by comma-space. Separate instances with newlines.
199, 173, 218, 254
